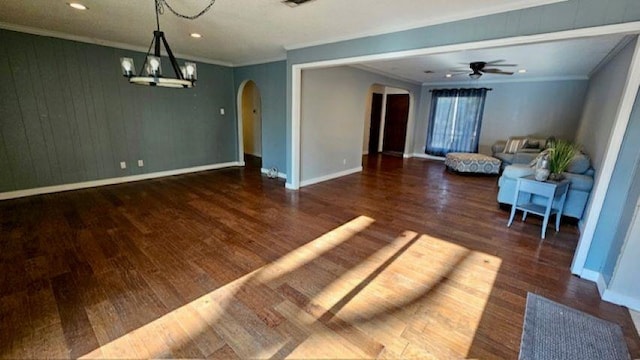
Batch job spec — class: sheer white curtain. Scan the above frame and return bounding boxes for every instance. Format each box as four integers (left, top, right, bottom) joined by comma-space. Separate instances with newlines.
425, 88, 488, 156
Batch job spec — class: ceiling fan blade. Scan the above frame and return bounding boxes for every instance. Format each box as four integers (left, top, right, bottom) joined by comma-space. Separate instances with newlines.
482, 68, 514, 75
449, 69, 469, 73
484, 60, 512, 65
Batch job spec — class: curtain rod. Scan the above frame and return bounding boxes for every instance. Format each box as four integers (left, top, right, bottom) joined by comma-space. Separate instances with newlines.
428, 88, 493, 92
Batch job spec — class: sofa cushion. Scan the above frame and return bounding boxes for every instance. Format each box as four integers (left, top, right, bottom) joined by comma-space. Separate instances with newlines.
494, 152, 515, 164
567, 153, 591, 174
503, 164, 535, 178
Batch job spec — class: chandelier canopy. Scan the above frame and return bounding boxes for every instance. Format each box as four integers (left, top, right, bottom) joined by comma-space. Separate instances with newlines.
119, 0, 215, 89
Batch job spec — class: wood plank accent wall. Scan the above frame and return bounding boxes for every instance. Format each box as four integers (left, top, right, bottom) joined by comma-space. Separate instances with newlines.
0, 29, 237, 193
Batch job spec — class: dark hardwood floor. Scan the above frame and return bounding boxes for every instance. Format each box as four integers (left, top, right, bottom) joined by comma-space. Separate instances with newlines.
1, 155, 638, 359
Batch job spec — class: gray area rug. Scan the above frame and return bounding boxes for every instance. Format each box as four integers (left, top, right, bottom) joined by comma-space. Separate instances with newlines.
519, 293, 630, 360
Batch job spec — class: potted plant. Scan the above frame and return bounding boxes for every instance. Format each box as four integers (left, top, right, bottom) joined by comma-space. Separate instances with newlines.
547, 140, 577, 181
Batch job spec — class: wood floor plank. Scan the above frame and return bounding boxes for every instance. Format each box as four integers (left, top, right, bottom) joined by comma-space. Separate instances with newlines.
1, 155, 638, 359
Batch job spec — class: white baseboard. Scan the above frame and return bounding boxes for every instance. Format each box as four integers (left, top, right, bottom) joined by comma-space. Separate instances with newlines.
412, 153, 445, 161
403, 153, 412, 158
0, 161, 244, 200
580, 269, 607, 297
260, 168, 287, 180
580, 269, 640, 311
578, 220, 586, 233
300, 167, 363, 187
285, 182, 298, 190
362, 151, 369, 155
603, 290, 640, 312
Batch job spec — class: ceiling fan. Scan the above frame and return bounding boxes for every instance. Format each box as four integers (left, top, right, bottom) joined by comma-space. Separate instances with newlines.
449, 60, 517, 79
283, 0, 314, 7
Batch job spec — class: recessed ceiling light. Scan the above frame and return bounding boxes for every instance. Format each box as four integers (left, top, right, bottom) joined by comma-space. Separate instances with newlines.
518, 69, 527, 73
190, 33, 202, 38
68, 2, 88, 10
445, 74, 453, 78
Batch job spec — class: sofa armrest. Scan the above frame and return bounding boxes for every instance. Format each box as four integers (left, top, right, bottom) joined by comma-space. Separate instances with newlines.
492, 141, 506, 155
502, 164, 535, 179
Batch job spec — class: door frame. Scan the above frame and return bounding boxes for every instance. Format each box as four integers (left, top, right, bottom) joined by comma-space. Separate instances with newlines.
289, 22, 640, 277
365, 91, 384, 155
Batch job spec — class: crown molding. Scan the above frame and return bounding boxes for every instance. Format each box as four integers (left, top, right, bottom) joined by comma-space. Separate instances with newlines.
284, 0, 567, 51
421, 75, 589, 86
232, 55, 287, 68
590, 35, 636, 77
0, 22, 234, 67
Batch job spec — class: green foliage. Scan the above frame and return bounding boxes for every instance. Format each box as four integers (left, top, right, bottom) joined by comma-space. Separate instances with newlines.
548, 140, 577, 175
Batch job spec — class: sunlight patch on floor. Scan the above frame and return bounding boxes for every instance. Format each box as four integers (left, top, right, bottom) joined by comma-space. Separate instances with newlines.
272, 233, 503, 359
80, 215, 375, 359
80, 216, 503, 359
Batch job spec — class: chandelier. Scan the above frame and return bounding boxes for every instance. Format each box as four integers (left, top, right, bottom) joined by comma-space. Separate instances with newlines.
119, 0, 216, 88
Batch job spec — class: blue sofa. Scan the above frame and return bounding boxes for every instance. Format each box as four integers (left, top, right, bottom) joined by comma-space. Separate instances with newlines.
497, 154, 594, 220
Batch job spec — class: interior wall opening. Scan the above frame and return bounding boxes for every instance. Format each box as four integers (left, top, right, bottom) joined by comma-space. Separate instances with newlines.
238, 80, 263, 169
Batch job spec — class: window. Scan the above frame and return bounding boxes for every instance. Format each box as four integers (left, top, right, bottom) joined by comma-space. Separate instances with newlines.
425, 88, 488, 156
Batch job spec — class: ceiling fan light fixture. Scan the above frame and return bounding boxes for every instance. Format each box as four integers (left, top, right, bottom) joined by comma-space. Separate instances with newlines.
469, 72, 482, 80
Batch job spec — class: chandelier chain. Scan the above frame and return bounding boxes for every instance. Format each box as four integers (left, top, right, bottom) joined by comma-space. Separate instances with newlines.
157, 0, 216, 20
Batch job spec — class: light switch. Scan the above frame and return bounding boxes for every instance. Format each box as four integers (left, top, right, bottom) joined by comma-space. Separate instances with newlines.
220, 108, 225, 115
120, 161, 127, 169
138, 160, 144, 167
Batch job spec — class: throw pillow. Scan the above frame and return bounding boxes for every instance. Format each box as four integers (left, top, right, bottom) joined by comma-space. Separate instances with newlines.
504, 137, 528, 154
566, 153, 591, 174
523, 140, 540, 149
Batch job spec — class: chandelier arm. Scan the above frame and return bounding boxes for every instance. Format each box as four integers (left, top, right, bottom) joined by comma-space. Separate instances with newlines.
159, 33, 185, 80
154, 31, 162, 58
138, 36, 157, 77
155, 0, 161, 31
160, 0, 216, 20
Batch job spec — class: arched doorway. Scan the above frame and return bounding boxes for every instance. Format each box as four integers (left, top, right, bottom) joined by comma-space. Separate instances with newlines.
237, 80, 262, 168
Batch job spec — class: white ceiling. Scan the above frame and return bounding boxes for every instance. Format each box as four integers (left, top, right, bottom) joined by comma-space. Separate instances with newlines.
357, 34, 629, 84
0, 0, 565, 66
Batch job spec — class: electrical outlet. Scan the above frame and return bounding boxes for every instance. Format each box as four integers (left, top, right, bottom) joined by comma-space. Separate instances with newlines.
343, 159, 347, 165
220, 108, 225, 115
138, 160, 144, 167
120, 161, 127, 169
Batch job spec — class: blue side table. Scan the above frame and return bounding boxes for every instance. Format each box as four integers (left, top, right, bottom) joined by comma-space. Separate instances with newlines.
507, 175, 570, 239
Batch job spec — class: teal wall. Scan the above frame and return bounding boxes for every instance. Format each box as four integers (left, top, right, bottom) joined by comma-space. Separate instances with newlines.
233, 61, 287, 173
284, 0, 640, 180
588, 91, 640, 280
0, 29, 237, 193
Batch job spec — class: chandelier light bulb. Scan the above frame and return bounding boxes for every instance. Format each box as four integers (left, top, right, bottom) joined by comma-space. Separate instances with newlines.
120, 57, 135, 77
186, 64, 195, 76
150, 59, 160, 70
